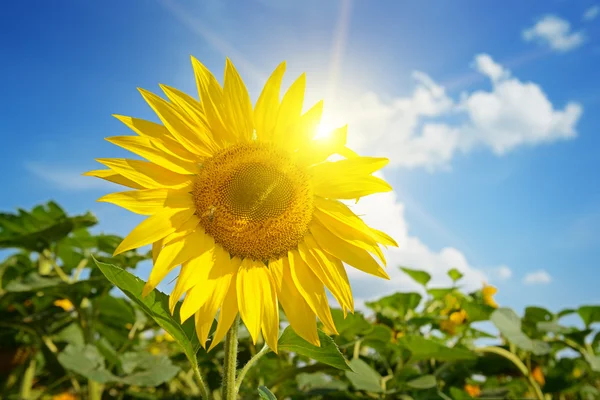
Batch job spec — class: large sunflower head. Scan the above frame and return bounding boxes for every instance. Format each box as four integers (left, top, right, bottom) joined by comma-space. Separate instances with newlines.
86, 57, 397, 352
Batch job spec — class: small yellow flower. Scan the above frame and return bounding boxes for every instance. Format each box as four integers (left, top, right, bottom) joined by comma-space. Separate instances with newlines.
53, 299, 74, 312
572, 367, 583, 378
464, 383, 481, 397
164, 332, 175, 342
125, 323, 133, 330
149, 345, 161, 355
450, 309, 468, 324
482, 283, 498, 308
440, 320, 457, 335
52, 393, 78, 400
532, 366, 545, 386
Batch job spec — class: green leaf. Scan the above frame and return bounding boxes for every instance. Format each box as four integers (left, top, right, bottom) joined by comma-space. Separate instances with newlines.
398, 336, 476, 361
257, 386, 277, 400
400, 267, 431, 286
57, 344, 117, 383
330, 309, 371, 339
578, 305, 600, 327
0, 202, 97, 252
447, 268, 463, 282
278, 326, 350, 371
427, 288, 455, 300
461, 302, 494, 322
345, 358, 383, 393
93, 258, 201, 363
406, 374, 437, 389
491, 308, 534, 352
119, 352, 180, 386
365, 292, 422, 318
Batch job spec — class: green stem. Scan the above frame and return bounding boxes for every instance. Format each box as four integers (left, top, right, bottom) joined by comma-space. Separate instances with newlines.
192, 362, 212, 400
222, 314, 240, 400
88, 380, 103, 400
235, 345, 271, 393
475, 346, 544, 400
20, 357, 36, 400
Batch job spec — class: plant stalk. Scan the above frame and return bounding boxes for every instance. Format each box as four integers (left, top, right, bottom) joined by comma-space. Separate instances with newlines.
235, 345, 271, 393
19, 357, 36, 400
222, 314, 240, 400
192, 362, 212, 400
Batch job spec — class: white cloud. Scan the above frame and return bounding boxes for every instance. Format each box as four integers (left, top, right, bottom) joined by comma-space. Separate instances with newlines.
522, 15, 585, 52
26, 163, 115, 191
333, 53, 582, 169
523, 270, 552, 285
583, 5, 600, 21
491, 265, 513, 281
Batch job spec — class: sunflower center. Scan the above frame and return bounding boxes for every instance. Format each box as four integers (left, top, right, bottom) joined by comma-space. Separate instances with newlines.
193, 142, 313, 261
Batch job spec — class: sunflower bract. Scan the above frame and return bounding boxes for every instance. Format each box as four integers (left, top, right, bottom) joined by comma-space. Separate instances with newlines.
86, 57, 397, 353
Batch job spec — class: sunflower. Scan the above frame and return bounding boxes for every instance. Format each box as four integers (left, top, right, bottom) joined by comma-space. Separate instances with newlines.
86, 57, 396, 352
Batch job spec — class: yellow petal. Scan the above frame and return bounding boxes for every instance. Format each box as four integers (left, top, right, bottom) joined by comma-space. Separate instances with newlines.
273, 73, 305, 144
139, 88, 214, 157
190, 56, 233, 146
315, 196, 397, 247
270, 259, 319, 346
106, 136, 199, 175
152, 238, 163, 264
114, 207, 195, 255
310, 221, 389, 280
98, 189, 193, 215
254, 61, 286, 142
299, 237, 353, 313
113, 115, 198, 162
143, 229, 208, 297
208, 276, 239, 352
163, 216, 200, 246
83, 169, 144, 189
223, 58, 253, 142
313, 206, 385, 264
284, 100, 323, 151
295, 125, 348, 166
261, 271, 279, 353
159, 84, 210, 128
179, 245, 239, 324
96, 158, 193, 190
192, 248, 241, 346
169, 237, 215, 314
287, 250, 338, 334
311, 157, 392, 199
236, 258, 267, 344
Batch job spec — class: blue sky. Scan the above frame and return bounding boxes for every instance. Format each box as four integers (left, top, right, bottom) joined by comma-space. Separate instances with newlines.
1, 0, 600, 316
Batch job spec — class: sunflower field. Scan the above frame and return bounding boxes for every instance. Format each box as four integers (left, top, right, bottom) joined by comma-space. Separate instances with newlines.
1, 201, 599, 400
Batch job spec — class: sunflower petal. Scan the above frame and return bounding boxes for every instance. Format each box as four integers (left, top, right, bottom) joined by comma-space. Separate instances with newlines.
285, 100, 323, 151
270, 259, 319, 346
254, 61, 286, 141
96, 158, 193, 190
310, 221, 389, 280
273, 73, 306, 144
237, 259, 267, 344
223, 58, 253, 142
191, 56, 233, 146
163, 216, 200, 245
287, 250, 337, 334
159, 85, 209, 128
169, 237, 215, 314
143, 229, 208, 297
208, 277, 239, 351
295, 125, 348, 166
83, 169, 144, 190
114, 207, 195, 256
98, 189, 193, 215
106, 136, 199, 174
113, 115, 198, 162
261, 271, 279, 353
299, 237, 353, 313
139, 88, 214, 156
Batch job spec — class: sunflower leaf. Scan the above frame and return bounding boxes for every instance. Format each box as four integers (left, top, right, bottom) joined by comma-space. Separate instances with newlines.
278, 326, 351, 370
93, 257, 201, 363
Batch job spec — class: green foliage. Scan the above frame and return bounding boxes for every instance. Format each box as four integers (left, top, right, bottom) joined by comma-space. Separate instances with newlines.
1, 201, 600, 400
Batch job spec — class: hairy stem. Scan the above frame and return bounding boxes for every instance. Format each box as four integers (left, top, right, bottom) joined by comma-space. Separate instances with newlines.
235, 345, 271, 393
222, 315, 240, 400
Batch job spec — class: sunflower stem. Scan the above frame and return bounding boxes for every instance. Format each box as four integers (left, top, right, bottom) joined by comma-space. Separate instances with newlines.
192, 362, 212, 400
222, 314, 240, 400
235, 344, 271, 393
